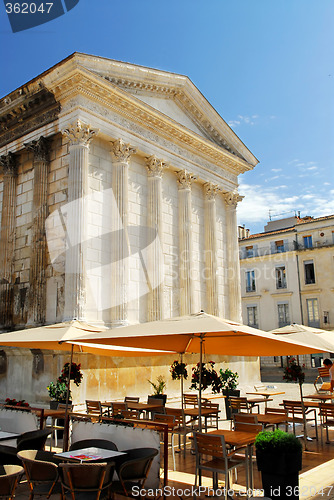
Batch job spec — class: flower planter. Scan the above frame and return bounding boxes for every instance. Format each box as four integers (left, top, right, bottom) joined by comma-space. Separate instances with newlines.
149, 394, 167, 406
256, 449, 302, 500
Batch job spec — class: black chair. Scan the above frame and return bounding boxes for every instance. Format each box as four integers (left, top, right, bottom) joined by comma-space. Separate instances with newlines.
112, 447, 158, 497
0, 429, 51, 466
0, 464, 24, 500
59, 462, 114, 500
17, 449, 62, 499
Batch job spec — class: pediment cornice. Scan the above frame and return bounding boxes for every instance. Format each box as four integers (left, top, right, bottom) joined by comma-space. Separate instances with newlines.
43, 65, 254, 175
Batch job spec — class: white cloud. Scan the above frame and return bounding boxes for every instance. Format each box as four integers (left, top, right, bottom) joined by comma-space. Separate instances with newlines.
237, 181, 334, 229
306, 166, 318, 171
271, 168, 282, 172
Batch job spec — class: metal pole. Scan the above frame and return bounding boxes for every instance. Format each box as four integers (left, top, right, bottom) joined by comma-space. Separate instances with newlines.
63, 344, 74, 451
198, 336, 203, 432
181, 353, 184, 411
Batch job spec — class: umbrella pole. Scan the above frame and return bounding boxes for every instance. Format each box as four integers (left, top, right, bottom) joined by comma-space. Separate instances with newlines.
181, 353, 184, 411
198, 337, 203, 432
63, 344, 74, 451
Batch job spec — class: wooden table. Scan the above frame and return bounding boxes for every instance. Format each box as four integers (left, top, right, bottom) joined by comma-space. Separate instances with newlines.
209, 429, 258, 490
246, 391, 284, 410
31, 408, 66, 430
303, 393, 333, 401
183, 407, 220, 431
257, 413, 287, 429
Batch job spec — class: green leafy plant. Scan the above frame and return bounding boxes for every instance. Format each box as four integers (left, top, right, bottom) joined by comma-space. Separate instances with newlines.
255, 429, 302, 454
190, 361, 222, 393
148, 375, 167, 395
47, 362, 83, 402
47, 381, 71, 402
219, 368, 239, 391
170, 360, 188, 380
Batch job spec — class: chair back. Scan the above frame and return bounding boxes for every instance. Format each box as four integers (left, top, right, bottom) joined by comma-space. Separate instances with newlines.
314, 367, 331, 392
124, 397, 140, 403
193, 432, 226, 459
120, 409, 140, 419
283, 400, 303, 416
16, 429, 51, 452
229, 396, 250, 413
0, 465, 24, 498
319, 403, 334, 421
85, 400, 102, 421
165, 407, 185, 427
183, 394, 198, 408
233, 413, 258, 424
152, 414, 175, 430
111, 402, 128, 416
59, 462, 114, 499
265, 407, 288, 417
70, 439, 118, 452
116, 448, 158, 488
234, 421, 263, 433
17, 450, 59, 496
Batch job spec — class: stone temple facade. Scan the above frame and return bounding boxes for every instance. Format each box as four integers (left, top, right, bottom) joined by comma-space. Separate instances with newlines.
0, 53, 260, 403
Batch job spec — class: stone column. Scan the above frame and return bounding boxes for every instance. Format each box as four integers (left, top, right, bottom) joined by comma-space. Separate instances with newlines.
0, 153, 17, 328
25, 137, 50, 326
145, 155, 166, 321
176, 170, 196, 316
62, 120, 98, 321
204, 182, 220, 316
223, 191, 244, 322
110, 139, 136, 326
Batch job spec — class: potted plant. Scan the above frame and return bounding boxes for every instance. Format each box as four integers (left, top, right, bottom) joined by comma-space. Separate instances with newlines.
4, 398, 30, 411
283, 357, 308, 449
47, 361, 83, 409
170, 360, 188, 380
255, 429, 302, 500
190, 361, 222, 393
219, 367, 239, 420
148, 375, 167, 405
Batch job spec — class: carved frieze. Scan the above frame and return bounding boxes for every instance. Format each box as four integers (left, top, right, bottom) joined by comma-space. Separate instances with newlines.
110, 138, 136, 162
62, 120, 98, 147
0, 87, 60, 149
145, 155, 166, 178
176, 169, 197, 189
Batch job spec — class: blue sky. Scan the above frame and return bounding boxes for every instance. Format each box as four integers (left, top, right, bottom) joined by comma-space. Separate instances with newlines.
0, 0, 333, 234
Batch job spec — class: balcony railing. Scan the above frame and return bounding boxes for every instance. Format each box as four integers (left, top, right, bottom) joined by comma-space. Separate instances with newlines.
240, 238, 334, 259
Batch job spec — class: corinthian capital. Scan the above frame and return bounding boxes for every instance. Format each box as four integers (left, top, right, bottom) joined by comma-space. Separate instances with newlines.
223, 191, 244, 207
24, 136, 50, 162
0, 152, 17, 175
110, 138, 136, 162
176, 169, 197, 189
145, 155, 166, 178
62, 120, 98, 146
204, 182, 221, 200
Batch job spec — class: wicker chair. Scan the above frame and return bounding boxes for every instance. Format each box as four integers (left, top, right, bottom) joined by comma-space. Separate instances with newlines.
17, 449, 61, 499
0, 465, 24, 500
59, 462, 114, 500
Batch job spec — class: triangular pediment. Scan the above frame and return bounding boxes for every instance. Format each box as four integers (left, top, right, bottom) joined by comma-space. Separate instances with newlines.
70, 53, 258, 166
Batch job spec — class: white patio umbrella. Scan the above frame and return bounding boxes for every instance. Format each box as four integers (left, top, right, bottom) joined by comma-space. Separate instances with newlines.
269, 324, 334, 353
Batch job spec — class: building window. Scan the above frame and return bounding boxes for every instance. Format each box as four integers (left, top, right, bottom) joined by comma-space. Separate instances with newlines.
303, 235, 313, 248
304, 260, 315, 284
276, 266, 287, 289
278, 303, 290, 327
307, 298, 320, 328
245, 270, 256, 292
275, 240, 284, 252
245, 245, 254, 257
247, 306, 258, 328
324, 311, 329, 325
